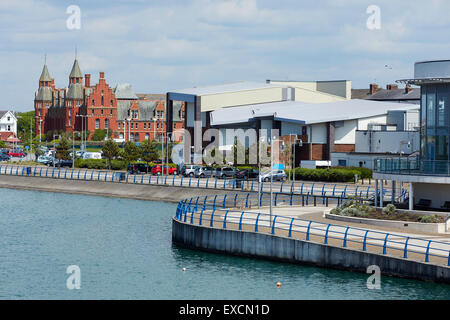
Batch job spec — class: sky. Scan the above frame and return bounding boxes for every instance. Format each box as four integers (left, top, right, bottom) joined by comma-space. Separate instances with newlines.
1, 0, 450, 111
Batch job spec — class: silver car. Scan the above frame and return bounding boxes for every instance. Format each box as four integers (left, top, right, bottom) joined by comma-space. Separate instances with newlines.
259, 169, 287, 182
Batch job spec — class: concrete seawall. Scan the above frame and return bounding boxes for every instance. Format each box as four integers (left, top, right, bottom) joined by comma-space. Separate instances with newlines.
0, 175, 234, 203
172, 219, 450, 284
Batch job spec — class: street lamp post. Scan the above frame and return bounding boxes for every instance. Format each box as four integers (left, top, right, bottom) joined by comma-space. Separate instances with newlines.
257, 136, 265, 208
53, 134, 60, 168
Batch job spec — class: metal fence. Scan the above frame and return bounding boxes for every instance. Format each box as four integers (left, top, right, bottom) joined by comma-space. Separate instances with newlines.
374, 157, 450, 176
175, 193, 450, 267
0, 164, 400, 200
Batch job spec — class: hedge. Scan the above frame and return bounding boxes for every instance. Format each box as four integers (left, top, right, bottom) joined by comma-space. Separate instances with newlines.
292, 167, 360, 182
74, 159, 177, 170
75, 159, 127, 170
332, 166, 372, 179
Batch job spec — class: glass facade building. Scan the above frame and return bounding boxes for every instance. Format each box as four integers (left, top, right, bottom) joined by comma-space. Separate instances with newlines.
421, 83, 450, 162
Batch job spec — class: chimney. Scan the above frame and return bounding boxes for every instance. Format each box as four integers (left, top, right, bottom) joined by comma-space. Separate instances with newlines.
369, 83, 379, 95
85, 74, 91, 87
51, 78, 55, 89
405, 84, 412, 94
386, 84, 398, 90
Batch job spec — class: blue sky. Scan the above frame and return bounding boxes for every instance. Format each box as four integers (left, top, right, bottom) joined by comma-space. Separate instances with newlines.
1, 0, 450, 111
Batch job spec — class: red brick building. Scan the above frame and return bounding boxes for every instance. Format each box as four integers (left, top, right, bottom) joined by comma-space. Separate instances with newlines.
34, 59, 184, 142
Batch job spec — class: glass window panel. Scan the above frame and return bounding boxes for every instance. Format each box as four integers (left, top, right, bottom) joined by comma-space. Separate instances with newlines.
426, 86, 436, 128
436, 135, 448, 161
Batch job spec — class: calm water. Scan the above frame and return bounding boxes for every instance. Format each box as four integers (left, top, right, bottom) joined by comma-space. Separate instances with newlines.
0, 188, 449, 300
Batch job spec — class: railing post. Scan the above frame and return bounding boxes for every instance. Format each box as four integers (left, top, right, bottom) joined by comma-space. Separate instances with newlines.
206, 178, 209, 189
210, 209, 215, 227
311, 183, 315, 195
215, 177, 218, 189
197, 177, 200, 188
300, 183, 304, 194
280, 181, 284, 193
239, 211, 245, 230
222, 195, 227, 209
213, 195, 217, 210
223, 211, 229, 229
290, 181, 294, 194
255, 213, 261, 232
306, 221, 312, 240
180, 176, 183, 186
425, 240, 432, 262
363, 230, 369, 251
190, 208, 196, 224
403, 237, 410, 259
189, 176, 192, 187
324, 224, 331, 244
333, 185, 337, 196
290, 193, 293, 206
149, 174, 152, 184
321, 184, 325, 196
172, 174, 175, 186
199, 209, 204, 226
343, 226, 350, 247
203, 196, 208, 210
234, 194, 238, 207
245, 193, 250, 208
343, 185, 348, 198
271, 216, 278, 234
274, 193, 278, 206
288, 218, 295, 237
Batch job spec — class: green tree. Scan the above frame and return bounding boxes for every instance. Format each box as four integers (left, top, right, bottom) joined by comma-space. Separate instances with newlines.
55, 137, 71, 160
122, 141, 141, 163
91, 129, 107, 141
140, 139, 160, 163
0, 141, 6, 148
102, 139, 120, 169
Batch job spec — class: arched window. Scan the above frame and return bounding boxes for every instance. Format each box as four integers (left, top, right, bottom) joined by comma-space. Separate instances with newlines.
130, 133, 134, 142
145, 133, 149, 140
105, 119, 109, 129
134, 133, 139, 142
119, 133, 124, 139
95, 119, 100, 129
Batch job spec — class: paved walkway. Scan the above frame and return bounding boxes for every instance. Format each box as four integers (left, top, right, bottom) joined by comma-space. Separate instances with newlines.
188, 206, 450, 267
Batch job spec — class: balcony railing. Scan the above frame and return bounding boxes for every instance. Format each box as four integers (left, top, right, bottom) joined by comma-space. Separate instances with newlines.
374, 157, 450, 176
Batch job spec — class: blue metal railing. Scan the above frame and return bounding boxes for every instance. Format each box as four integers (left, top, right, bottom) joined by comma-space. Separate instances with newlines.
175, 192, 450, 267
0, 164, 400, 200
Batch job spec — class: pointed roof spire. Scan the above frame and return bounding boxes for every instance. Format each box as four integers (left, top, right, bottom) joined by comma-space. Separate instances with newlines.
69, 59, 83, 78
39, 64, 52, 82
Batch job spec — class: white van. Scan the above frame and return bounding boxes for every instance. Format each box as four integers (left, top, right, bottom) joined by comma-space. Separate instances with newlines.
82, 152, 102, 160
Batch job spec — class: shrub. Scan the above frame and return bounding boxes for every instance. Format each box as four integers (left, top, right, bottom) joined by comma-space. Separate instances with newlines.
75, 159, 127, 170
419, 215, 440, 223
292, 167, 360, 182
332, 166, 373, 179
382, 204, 397, 215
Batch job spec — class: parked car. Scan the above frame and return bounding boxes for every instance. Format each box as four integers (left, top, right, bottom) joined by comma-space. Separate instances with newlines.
236, 169, 260, 180
37, 155, 53, 165
181, 164, 202, 177
194, 166, 215, 178
259, 169, 287, 182
215, 167, 237, 178
0, 153, 11, 161
127, 163, 151, 174
7, 149, 26, 158
151, 165, 178, 176
82, 152, 102, 160
49, 158, 73, 168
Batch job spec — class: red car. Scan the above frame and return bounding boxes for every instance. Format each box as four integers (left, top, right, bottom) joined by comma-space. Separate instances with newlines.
151, 165, 178, 175
7, 150, 27, 158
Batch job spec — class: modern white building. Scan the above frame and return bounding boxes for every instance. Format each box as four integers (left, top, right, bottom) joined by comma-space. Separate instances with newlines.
208, 98, 419, 168
374, 59, 450, 211
0, 110, 17, 135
